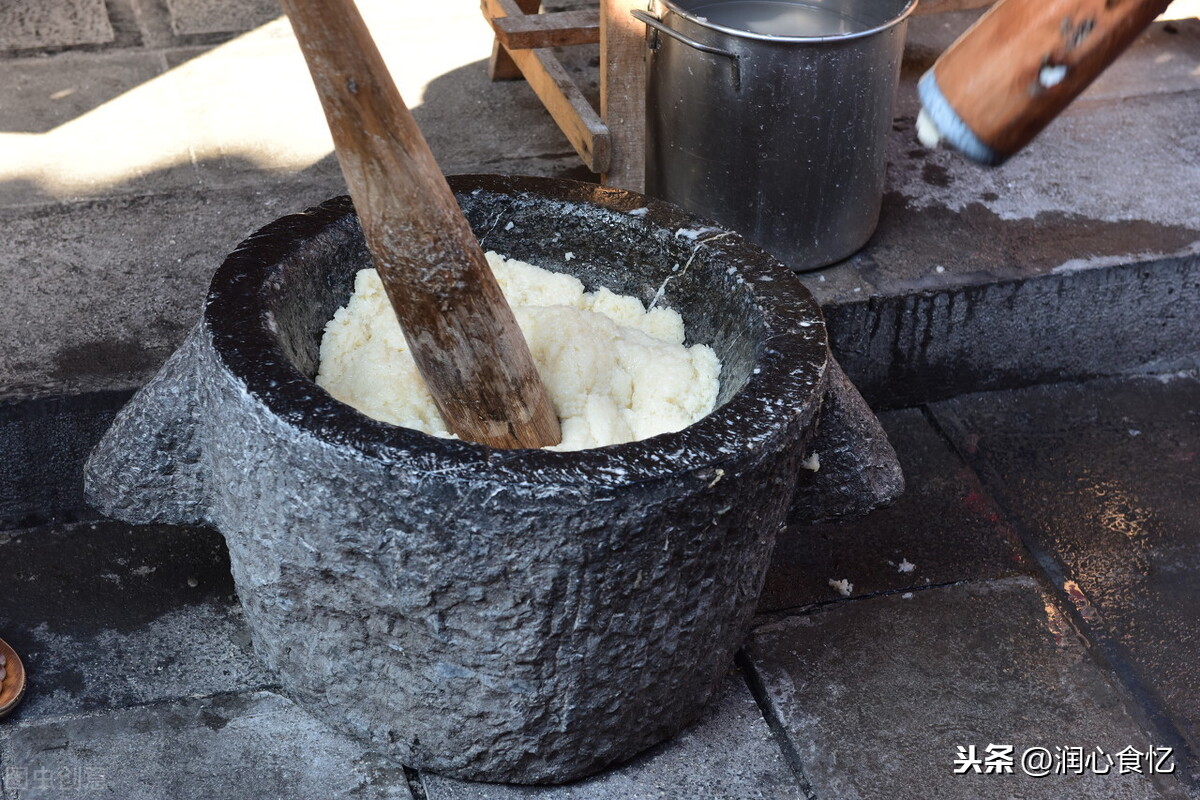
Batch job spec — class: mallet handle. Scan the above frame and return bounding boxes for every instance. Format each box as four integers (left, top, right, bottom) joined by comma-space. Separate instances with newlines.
932, 0, 1172, 160
280, 0, 562, 449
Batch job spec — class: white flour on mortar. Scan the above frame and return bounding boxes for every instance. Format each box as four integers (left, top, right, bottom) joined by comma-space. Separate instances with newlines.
316, 251, 721, 451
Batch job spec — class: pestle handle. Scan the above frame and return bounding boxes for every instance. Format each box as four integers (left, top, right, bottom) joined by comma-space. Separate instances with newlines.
921, 0, 1172, 163
279, 0, 561, 449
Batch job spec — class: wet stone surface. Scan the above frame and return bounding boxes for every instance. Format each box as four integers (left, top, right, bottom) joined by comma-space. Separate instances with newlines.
825, 253, 1200, 408
931, 374, 1200, 785
0, 520, 273, 722
762, 409, 1030, 613
0, 182, 343, 399
746, 576, 1185, 800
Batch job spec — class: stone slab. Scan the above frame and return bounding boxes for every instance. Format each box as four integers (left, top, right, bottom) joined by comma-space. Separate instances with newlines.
931, 374, 1200, 782
0, 181, 343, 400
163, 0, 280, 36
421, 676, 802, 799
747, 577, 1186, 800
761, 409, 1029, 613
0, 50, 164, 136
1071, 18, 1200, 106
0, 519, 273, 721
0, 691, 413, 800
825, 252, 1200, 408
0, 0, 1194, 407
0, 0, 114, 52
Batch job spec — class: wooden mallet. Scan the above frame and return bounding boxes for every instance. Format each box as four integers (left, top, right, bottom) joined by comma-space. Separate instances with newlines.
917, 0, 1174, 164
280, 0, 562, 449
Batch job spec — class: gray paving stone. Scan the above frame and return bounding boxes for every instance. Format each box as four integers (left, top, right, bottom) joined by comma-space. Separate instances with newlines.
931, 374, 1200, 777
746, 577, 1184, 800
0, 50, 164, 135
163, 0, 280, 36
0, 180, 342, 399
0, 520, 273, 721
0, 691, 413, 799
0, 0, 114, 52
155, 28, 593, 190
761, 409, 1030, 612
413, 58, 598, 178
421, 676, 801, 799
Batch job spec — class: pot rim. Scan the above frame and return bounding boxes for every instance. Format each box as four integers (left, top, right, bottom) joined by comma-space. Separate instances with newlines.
655, 0, 918, 44
204, 174, 829, 490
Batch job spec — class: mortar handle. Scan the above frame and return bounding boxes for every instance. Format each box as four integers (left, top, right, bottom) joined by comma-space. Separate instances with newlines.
84, 324, 212, 527
788, 355, 904, 525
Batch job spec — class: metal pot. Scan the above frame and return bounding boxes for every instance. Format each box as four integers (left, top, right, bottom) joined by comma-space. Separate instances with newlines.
638, 0, 916, 271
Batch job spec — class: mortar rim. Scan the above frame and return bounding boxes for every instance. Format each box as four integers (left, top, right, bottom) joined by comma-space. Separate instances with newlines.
205, 174, 829, 489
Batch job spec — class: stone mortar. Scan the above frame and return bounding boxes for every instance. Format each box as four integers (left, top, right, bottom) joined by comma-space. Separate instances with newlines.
85, 175, 900, 782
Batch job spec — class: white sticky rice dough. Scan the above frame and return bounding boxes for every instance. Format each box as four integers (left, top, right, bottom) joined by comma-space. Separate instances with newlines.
315, 252, 721, 451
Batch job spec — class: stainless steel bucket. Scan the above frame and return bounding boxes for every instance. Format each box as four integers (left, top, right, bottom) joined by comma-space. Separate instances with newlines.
637, 0, 916, 271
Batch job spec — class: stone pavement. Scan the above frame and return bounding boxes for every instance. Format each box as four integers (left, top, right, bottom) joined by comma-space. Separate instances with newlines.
3, 374, 1199, 798
1, 0, 1199, 798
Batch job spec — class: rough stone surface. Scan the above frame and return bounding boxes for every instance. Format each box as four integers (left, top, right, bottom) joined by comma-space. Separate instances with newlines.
932, 374, 1200, 783
790, 356, 904, 523
0, 0, 114, 52
163, 0, 280, 36
421, 676, 802, 799
83, 177, 838, 782
762, 408, 1029, 613
0, 691, 413, 800
0, 520, 273, 722
746, 577, 1185, 800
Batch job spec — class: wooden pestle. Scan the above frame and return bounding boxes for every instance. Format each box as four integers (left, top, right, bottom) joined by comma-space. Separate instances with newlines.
918, 0, 1173, 164
280, 0, 562, 449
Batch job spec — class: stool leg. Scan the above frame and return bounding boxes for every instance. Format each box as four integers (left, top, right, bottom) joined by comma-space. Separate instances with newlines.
600, 0, 646, 191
